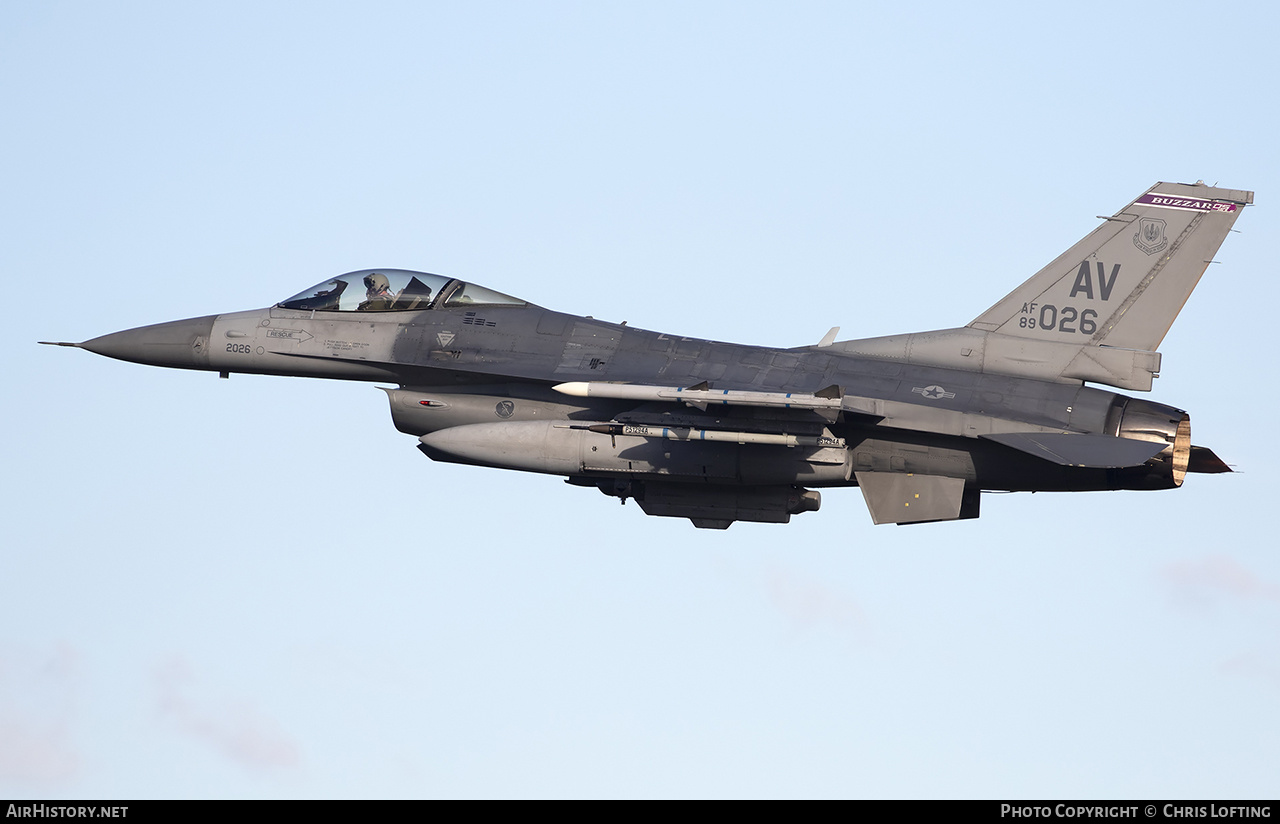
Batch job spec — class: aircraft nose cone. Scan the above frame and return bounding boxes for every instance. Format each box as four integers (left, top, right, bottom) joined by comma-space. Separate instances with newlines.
80, 315, 217, 370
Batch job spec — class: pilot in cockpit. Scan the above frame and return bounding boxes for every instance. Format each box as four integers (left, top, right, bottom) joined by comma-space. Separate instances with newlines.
358, 272, 395, 311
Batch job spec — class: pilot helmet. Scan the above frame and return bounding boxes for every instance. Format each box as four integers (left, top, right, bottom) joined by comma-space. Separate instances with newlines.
364, 272, 390, 293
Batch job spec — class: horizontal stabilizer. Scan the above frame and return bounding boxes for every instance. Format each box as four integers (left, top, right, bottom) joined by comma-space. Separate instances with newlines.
855, 472, 980, 525
1188, 446, 1232, 474
982, 432, 1165, 468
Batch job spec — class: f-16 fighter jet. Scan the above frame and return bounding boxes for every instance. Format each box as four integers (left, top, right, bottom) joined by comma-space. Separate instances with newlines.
45, 181, 1248, 528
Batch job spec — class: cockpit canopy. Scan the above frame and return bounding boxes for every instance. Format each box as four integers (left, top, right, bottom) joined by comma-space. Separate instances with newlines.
278, 269, 527, 313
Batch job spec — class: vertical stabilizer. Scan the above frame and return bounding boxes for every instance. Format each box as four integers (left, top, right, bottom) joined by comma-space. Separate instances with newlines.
969, 182, 1251, 351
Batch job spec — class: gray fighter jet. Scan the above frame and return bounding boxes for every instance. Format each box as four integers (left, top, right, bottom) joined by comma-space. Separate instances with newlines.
44, 181, 1248, 527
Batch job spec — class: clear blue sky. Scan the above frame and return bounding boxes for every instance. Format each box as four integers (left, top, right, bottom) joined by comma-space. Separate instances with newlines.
2, 0, 1277, 799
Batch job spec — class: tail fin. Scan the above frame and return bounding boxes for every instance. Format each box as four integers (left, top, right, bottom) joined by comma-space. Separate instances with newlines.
969, 181, 1252, 351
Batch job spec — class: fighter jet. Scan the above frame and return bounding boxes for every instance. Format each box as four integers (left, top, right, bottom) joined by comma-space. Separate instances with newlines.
44, 181, 1248, 528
